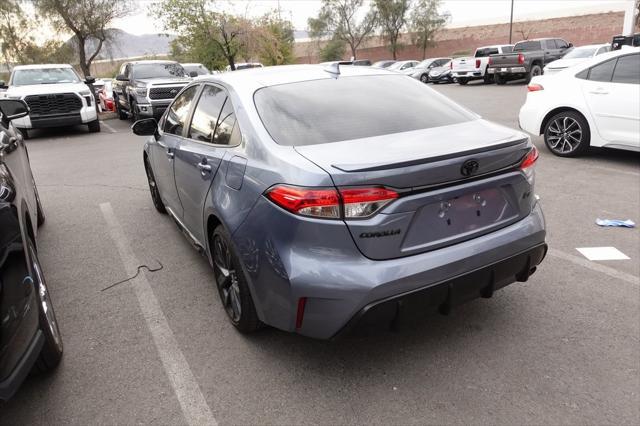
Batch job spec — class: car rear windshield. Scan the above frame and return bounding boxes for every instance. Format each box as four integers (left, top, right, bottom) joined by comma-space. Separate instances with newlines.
133, 63, 186, 79
514, 41, 541, 51
254, 75, 475, 146
475, 48, 499, 57
11, 68, 81, 86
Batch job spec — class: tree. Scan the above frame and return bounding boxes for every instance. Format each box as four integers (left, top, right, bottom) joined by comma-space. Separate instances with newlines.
410, 0, 449, 59
35, 0, 130, 76
1, 0, 75, 68
153, 0, 251, 71
254, 11, 295, 66
308, 0, 377, 60
374, 0, 410, 60
319, 37, 346, 61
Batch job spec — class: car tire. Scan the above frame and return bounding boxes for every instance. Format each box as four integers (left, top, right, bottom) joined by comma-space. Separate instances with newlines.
483, 71, 493, 84
211, 225, 261, 333
543, 110, 591, 157
494, 73, 507, 85
457, 78, 468, 85
144, 158, 167, 214
26, 238, 63, 373
34, 182, 45, 227
526, 65, 542, 83
131, 100, 140, 122
87, 119, 100, 133
419, 74, 429, 83
17, 128, 29, 140
115, 95, 128, 120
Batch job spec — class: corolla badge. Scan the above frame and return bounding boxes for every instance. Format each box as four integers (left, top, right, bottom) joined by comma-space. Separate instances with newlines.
460, 159, 479, 177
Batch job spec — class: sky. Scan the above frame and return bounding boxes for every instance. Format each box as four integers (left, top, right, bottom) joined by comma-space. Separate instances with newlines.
113, 0, 634, 35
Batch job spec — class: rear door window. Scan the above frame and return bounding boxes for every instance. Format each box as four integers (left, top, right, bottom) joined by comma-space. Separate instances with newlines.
254, 75, 474, 146
587, 58, 617, 82
612, 54, 640, 84
188, 85, 226, 143
212, 98, 239, 146
163, 85, 199, 136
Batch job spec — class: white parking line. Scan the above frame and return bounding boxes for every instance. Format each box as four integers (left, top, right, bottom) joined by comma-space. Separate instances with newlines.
100, 202, 217, 426
548, 248, 639, 286
100, 120, 117, 133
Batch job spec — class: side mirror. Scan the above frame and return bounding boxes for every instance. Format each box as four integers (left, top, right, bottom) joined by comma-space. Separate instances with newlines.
0, 99, 29, 126
116, 74, 129, 82
0, 81, 6, 89
568, 42, 573, 48
189, 71, 198, 78
132, 118, 158, 138
85, 75, 96, 84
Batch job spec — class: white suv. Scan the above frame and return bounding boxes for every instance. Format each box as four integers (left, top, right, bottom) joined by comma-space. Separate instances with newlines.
0, 64, 99, 138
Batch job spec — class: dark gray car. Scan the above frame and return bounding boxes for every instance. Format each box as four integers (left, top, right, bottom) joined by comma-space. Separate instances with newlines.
134, 65, 547, 339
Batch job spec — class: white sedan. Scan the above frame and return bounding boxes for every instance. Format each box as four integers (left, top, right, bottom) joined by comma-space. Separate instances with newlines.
543, 43, 611, 75
519, 47, 639, 157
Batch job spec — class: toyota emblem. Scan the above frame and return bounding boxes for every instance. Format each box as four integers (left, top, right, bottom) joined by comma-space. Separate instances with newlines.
461, 159, 479, 177
170, 89, 177, 94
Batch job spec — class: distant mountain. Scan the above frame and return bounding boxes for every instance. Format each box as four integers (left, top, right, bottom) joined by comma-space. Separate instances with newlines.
67, 29, 176, 60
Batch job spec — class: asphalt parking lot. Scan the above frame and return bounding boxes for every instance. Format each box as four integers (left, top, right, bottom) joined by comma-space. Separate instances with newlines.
1, 80, 638, 425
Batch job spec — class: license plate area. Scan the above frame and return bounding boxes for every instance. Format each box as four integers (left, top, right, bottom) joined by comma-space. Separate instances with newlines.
402, 187, 519, 252
500, 67, 508, 72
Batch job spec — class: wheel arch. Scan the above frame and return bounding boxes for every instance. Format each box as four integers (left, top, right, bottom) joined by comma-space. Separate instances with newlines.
539, 106, 589, 136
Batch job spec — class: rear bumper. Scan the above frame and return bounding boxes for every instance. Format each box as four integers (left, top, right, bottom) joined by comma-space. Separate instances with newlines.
487, 66, 527, 74
452, 71, 482, 78
235, 198, 546, 339
335, 242, 547, 338
0, 330, 43, 401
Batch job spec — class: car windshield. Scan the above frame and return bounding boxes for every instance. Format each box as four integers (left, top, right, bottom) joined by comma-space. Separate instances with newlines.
11, 68, 81, 86
417, 59, 435, 67
514, 41, 541, 51
254, 75, 474, 146
562, 47, 598, 59
133, 63, 186, 79
183, 65, 209, 75
388, 62, 409, 70
372, 61, 394, 68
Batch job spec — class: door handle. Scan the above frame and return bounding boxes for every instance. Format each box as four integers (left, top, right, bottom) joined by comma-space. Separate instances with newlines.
166, 149, 174, 159
197, 162, 212, 173
589, 89, 609, 95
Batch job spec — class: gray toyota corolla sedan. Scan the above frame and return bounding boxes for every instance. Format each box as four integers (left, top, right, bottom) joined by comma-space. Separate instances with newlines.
133, 64, 547, 339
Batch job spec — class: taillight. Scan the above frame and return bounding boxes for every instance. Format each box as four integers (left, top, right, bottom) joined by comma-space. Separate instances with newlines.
488, 57, 493, 65
518, 53, 525, 64
520, 146, 539, 184
340, 187, 398, 218
475, 59, 481, 68
265, 185, 340, 218
265, 185, 398, 219
527, 83, 544, 92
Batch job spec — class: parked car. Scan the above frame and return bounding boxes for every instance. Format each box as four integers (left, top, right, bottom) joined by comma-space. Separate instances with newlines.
112, 60, 191, 121
371, 60, 396, 68
488, 38, 572, 84
319, 60, 371, 66
388, 60, 420, 73
409, 58, 452, 83
452, 45, 514, 85
93, 79, 115, 112
519, 48, 639, 157
133, 65, 546, 339
428, 60, 455, 83
225, 63, 264, 71
0, 99, 63, 402
611, 33, 640, 50
543, 44, 611, 75
0, 64, 100, 138
181, 63, 211, 76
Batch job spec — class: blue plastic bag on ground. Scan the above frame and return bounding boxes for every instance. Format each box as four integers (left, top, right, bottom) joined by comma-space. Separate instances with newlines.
595, 219, 636, 228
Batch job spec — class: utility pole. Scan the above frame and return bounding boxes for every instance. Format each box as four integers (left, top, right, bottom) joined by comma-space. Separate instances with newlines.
509, 0, 515, 44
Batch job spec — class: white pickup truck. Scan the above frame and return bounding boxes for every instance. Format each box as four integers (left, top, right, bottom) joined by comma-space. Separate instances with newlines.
451, 45, 514, 85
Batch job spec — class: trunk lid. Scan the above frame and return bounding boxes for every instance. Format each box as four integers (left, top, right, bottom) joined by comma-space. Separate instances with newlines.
295, 119, 534, 260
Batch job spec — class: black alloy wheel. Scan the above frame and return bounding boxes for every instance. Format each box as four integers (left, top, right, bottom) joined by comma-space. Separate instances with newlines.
211, 225, 260, 333
27, 239, 63, 372
144, 159, 166, 213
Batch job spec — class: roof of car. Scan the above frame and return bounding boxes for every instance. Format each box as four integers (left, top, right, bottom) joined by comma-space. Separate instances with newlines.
196, 64, 394, 93
12, 64, 74, 70
127, 60, 178, 65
